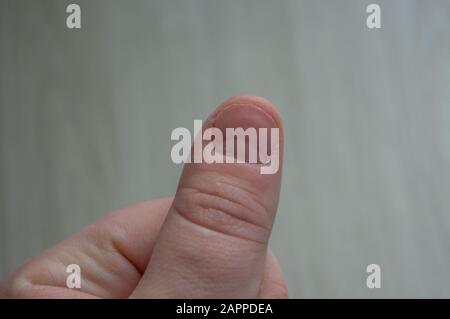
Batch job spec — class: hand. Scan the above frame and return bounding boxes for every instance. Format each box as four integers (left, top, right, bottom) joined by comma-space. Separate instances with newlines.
0, 95, 287, 298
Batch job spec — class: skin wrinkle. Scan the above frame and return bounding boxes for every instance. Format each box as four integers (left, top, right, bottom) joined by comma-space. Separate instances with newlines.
172, 200, 268, 246
212, 180, 272, 226
56, 227, 137, 298
109, 235, 144, 277
93, 220, 146, 276
100, 198, 172, 273
87, 226, 159, 297
56, 243, 112, 297
179, 182, 271, 231
83, 241, 139, 298
191, 190, 270, 233
215, 178, 269, 212
181, 169, 273, 223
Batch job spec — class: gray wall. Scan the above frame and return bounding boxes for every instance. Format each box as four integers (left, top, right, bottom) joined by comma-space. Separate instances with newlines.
1, 0, 450, 298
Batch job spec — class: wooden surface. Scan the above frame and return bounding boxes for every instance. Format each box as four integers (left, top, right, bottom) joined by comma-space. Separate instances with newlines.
1, 0, 450, 297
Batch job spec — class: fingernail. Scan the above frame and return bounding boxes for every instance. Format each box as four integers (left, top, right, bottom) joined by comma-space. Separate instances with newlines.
212, 104, 278, 164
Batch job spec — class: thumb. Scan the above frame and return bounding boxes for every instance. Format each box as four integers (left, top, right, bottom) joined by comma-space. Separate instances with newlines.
132, 95, 284, 298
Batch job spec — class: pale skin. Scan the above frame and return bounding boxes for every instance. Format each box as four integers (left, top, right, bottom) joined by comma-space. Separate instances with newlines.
0, 95, 288, 298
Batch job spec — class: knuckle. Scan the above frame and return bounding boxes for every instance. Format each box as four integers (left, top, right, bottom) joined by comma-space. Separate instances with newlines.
1, 270, 32, 298
174, 174, 272, 245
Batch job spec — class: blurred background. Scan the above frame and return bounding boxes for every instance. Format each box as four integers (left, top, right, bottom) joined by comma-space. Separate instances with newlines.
1, 0, 450, 298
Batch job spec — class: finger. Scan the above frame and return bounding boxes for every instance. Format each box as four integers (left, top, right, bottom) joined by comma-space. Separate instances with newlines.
2, 198, 173, 298
132, 95, 284, 298
259, 249, 288, 299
